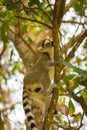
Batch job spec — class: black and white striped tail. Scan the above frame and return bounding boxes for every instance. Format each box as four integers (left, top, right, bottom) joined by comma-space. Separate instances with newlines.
23, 89, 39, 130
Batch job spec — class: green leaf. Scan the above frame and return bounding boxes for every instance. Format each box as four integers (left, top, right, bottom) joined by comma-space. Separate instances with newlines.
63, 74, 76, 83
0, 22, 8, 43
10, 49, 14, 61
8, 15, 18, 25
74, 0, 86, 14
69, 100, 75, 116
83, 40, 87, 49
24, 8, 29, 15
79, 0, 85, 5
27, 38, 33, 44
28, 0, 41, 7
3, 0, 9, 4
58, 60, 87, 80
81, 91, 87, 103
74, 3, 80, 12
6, 1, 19, 10
12, 62, 20, 73
75, 77, 87, 87
21, 25, 28, 34
0, 96, 2, 102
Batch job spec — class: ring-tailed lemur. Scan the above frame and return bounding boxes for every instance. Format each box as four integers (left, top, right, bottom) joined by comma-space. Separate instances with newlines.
23, 39, 54, 130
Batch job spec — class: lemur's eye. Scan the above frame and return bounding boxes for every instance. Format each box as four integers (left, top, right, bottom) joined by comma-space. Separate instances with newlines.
35, 87, 42, 92
45, 42, 51, 47
39, 39, 53, 51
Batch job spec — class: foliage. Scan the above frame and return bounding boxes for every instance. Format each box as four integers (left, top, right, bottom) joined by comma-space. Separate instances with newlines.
0, 0, 87, 130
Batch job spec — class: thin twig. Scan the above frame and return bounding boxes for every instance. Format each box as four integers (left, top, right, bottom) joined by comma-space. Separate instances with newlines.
19, 34, 36, 55
31, 7, 53, 23
62, 20, 87, 26
15, 16, 52, 29
64, 29, 87, 63
0, 102, 21, 113
61, 29, 87, 54
46, 0, 53, 14
19, 0, 52, 23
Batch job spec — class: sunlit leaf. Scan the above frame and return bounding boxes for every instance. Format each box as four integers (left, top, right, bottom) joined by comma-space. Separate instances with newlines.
12, 62, 20, 73
8, 15, 18, 25
68, 100, 75, 116
81, 91, 87, 103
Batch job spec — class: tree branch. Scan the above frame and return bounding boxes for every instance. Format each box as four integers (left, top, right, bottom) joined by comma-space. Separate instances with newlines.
7, 29, 35, 69
64, 29, 87, 63
44, 0, 66, 129
62, 20, 87, 26
19, 0, 52, 23
0, 113, 4, 130
61, 29, 87, 54
0, 102, 20, 113
8, 27, 36, 55
15, 16, 52, 29
32, 7, 53, 23
46, 0, 53, 14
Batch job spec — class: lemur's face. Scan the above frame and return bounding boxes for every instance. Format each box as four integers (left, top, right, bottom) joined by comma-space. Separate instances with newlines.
38, 39, 53, 52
